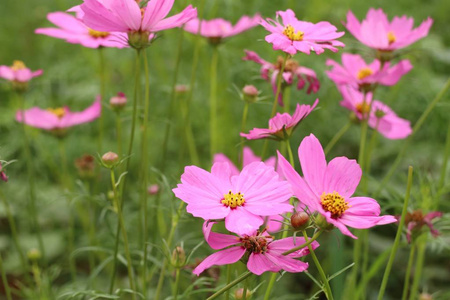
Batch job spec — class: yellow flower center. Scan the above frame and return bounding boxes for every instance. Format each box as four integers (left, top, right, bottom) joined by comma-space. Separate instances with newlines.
221, 191, 245, 209
11, 60, 26, 71
387, 31, 396, 44
282, 25, 304, 41
47, 107, 66, 119
357, 67, 374, 80
88, 28, 110, 38
356, 102, 370, 115
320, 192, 350, 218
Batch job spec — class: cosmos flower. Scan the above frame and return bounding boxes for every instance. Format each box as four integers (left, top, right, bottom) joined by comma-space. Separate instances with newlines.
243, 50, 320, 105
240, 99, 318, 140
16, 98, 101, 134
339, 86, 412, 139
277, 134, 397, 239
35, 12, 128, 48
0, 61, 43, 83
173, 161, 292, 236
184, 14, 260, 44
193, 222, 318, 275
326, 53, 412, 91
344, 8, 433, 52
260, 9, 344, 55
403, 210, 442, 243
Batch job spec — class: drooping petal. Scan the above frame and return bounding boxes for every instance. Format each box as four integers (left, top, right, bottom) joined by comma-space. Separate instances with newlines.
247, 252, 280, 275
202, 221, 241, 250
193, 247, 246, 276
59, 98, 101, 128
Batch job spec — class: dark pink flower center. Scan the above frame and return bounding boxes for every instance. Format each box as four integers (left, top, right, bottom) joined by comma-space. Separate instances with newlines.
221, 190, 245, 208
320, 191, 350, 218
240, 234, 271, 254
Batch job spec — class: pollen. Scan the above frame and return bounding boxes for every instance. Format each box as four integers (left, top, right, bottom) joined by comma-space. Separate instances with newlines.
47, 107, 66, 119
221, 190, 245, 209
88, 28, 110, 39
320, 191, 350, 218
357, 67, 374, 80
387, 31, 396, 44
11, 60, 26, 71
283, 25, 304, 41
356, 102, 370, 115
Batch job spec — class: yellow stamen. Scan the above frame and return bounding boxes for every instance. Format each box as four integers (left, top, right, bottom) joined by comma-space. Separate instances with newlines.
282, 25, 304, 41
357, 67, 374, 80
356, 102, 370, 115
88, 28, 110, 39
47, 107, 66, 119
11, 60, 26, 71
387, 31, 396, 44
320, 191, 350, 218
221, 190, 245, 209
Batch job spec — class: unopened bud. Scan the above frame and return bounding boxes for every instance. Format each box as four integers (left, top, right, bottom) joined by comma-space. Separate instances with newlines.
147, 184, 160, 195
128, 31, 151, 50
419, 293, 433, 300
175, 84, 189, 94
102, 152, 119, 168
315, 214, 334, 231
27, 248, 42, 261
290, 211, 309, 230
235, 288, 251, 299
242, 85, 259, 103
110, 92, 127, 111
171, 246, 186, 268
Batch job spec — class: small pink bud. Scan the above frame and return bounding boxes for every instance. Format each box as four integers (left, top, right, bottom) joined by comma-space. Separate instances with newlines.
102, 152, 119, 168
171, 246, 186, 267
235, 288, 252, 299
110, 92, 127, 111
147, 184, 160, 195
175, 84, 189, 94
0, 162, 8, 182
242, 85, 259, 103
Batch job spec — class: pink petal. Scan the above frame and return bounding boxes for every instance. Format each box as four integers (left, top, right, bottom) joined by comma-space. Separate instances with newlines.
264, 252, 309, 273
150, 5, 197, 32
213, 154, 239, 176
193, 247, 246, 276
247, 253, 280, 275
299, 134, 327, 195
225, 207, 263, 236
109, 0, 142, 31
59, 98, 101, 127
202, 221, 241, 250
142, 0, 175, 29
16, 108, 59, 130
323, 156, 361, 198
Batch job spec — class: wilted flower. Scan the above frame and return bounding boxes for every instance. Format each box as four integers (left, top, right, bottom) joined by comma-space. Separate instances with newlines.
277, 134, 397, 239
260, 9, 344, 55
193, 222, 318, 276
173, 161, 292, 236
339, 86, 412, 139
240, 99, 318, 140
243, 50, 319, 105
74, 154, 96, 179
344, 9, 432, 53
326, 53, 412, 92
184, 14, 260, 45
403, 209, 442, 243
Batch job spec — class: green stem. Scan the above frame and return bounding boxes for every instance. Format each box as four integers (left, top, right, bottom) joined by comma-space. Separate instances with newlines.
98, 47, 106, 153
109, 219, 120, 294
438, 121, 450, 190
110, 169, 136, 299
364, 120, 380, 183
242, 278, 248, 300
408, 237, 426, 300
239, 102, 249, 169
286, 138, 295, 167
357, 92, 370, 171
377, 166, 414, 300
283, 86, 291, 113
173, 268, 181, 300
302, 230, 333, 300
115, 113, 123, 158
209, 45, 219, 160
0, 251, 13, 300
324, 121, 351, 155
225, 265, 231, 300
375, 79, 450, 197
401, 242, 416, 300
207, 271, 253, 300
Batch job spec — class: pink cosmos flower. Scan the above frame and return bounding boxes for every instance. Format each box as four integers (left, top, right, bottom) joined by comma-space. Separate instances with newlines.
326, 53, 412, 90
403, 210, 442, 243
339, 86, 412, 139
0, 61, 43, 83
16, 98, 101, 132
80, 0, 197, 48
35, 12, 128, 48
260, 9, 344, 55
344, 8, 433, 51
193, 221, 318, 276
184, 14, 260, 44
173, 161, 292, 236
277, 134, 397, 239
243, 50, 320, 105
240, 99, 318, 140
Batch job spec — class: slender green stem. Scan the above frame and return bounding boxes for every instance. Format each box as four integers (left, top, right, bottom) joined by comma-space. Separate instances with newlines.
324, 121, 351, 155
109, 218, 120, 294
207, 272, 253, 300
115, 113, 123, 158
0, 252, 13, 300
376, 79, 450, 197
110, 169, 136, 299
302, 230, 333, 300
239, 102, 249, 168
438, 121, 450, 190
242, 278, 248, 300
408, 237, 426, 300
364, 120, 380, 182
225, 264, 231, 300
377, 166, 414, 300
401, 242, 416, 300
358, 92, 370, 171
209, 45, 219, 160
173, 268, 181, 300
286, 139, 295, 167
98, 47, 106, 153
283, 229, 323, 255
283, 86, 291, 113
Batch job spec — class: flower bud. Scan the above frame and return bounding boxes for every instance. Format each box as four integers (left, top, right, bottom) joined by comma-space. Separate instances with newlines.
315, 214, 334, 231
419, 293, 433, 300
27, 248, 42, 261
0, 163, 8, 182
110, 92, 127, 111
128, 31, 152, 50
74, 154, 95, 179
290, 211, 309, 230
147, 184, 160, 195
235, 288, 251, 299
175, 84, 189, 94
102, 152, 119, 168
171, 246, 186, 268
242, 85, 259, 103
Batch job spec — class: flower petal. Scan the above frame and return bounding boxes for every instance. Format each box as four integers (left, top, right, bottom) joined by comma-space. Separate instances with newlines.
193, 247, 245, 276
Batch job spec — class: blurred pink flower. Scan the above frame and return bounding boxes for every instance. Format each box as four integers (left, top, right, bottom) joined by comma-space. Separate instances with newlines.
344, 8, 433, 51
339, 86, 412, 139
0, 163, 8, 182
184, 14, 260, 44
277, 134, 397, 239
0, 61, 43, 83
404, 210, 442, 243
35, 12, 128, 48
326, 53, 412, 90
193, 222, 318, 276
260, 9, 344, 55
240, 99, 318, 140
16, 98, 101, 131
243, 50, 319, 105
173, 162, 292, 236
